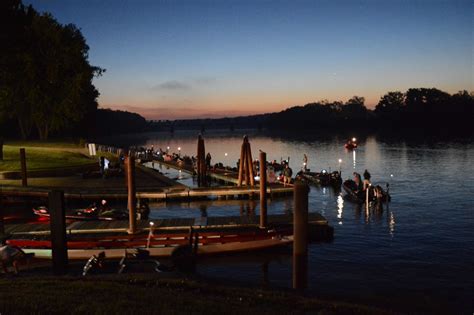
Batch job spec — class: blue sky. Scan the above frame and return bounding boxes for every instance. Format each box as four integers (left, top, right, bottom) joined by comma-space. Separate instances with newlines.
25, 0, 473, 119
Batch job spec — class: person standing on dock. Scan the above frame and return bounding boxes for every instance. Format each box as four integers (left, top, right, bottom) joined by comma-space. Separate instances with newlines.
283, 164, 293, 186
206, 152, 212, 170
303, 154, 308, 172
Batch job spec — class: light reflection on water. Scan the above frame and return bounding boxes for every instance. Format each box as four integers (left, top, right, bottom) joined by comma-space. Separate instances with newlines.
99, 130, 474, 311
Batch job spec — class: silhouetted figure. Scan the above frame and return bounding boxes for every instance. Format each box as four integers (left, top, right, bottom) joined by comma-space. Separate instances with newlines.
363, 169, 371, 190
283, 164, 293, 186
353, 172, 363, 193
99, 156, 105, 175
205, 153, 212, 170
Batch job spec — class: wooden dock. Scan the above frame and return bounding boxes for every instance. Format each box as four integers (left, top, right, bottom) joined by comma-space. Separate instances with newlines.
4, 213, 330, 236
152, 159, 282, 186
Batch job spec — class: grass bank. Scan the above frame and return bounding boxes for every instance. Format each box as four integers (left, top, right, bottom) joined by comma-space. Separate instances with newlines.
0, 142, 91, 172
0, 142, 112, 172
0, 275, 392, 315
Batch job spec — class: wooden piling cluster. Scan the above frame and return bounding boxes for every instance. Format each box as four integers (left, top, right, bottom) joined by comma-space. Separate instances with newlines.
196, 135, 207, 185
238, 136, 255, 187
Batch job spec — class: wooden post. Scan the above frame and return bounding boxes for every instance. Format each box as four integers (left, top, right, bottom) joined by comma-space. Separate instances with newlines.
259, 151, 267, 228
126, 155, 137, 234
293, 181, 309, 290
246, 142, 255, 186
200, 138, 206, 184
20, 148, 27, 187
49, 190, 68, 275
237, 140, 246, 186
197, 135, 206, 185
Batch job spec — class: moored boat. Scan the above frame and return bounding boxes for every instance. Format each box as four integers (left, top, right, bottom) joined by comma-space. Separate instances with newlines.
344, 137, 358, 150
342, 179, 390, 203
7, 228, 293, 259
33, 206, 128, 221
297, 170, 342, 188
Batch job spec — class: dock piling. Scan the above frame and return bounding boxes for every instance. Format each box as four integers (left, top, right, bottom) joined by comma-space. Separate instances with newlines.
48, 190, 68, 275
259, 151, 267, 228
293, 181, 309, 290
20, 148, 27, 187
197, 135, 206, 185
126, 155, 137, 234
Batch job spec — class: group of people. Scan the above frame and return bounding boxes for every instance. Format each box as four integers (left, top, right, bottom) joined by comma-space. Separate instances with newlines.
352, 169, 372, 193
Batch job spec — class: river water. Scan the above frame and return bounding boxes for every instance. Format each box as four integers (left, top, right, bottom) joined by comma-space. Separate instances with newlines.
98, 130, 474, 313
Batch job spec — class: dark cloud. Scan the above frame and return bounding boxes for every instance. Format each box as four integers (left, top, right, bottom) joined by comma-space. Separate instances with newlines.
152, 80, 191, 91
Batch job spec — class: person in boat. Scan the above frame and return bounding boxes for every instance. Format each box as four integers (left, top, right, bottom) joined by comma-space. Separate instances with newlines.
303, 154, 308, 172
283, 164, 293, 186
363, 169, 371, 190
98, 199, 111, 215
205, 153, 212, 170
353, 172, 363, 192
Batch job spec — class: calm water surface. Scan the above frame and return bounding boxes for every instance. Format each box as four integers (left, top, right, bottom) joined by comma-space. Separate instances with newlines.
100, 131, 474, 312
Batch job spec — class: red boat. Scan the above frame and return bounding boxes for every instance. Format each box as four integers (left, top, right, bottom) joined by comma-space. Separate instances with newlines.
344, 137, 358, 150
7, 227, 293, 260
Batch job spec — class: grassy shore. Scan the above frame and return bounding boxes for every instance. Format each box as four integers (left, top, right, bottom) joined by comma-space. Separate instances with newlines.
0, 275, 392, 315
0, 142, 93, 172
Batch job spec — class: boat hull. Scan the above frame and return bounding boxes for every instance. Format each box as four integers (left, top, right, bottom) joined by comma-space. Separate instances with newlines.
20, 237, 293, 260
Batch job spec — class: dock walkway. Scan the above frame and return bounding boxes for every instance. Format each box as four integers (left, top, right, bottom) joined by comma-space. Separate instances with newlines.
4, 213, 328, 236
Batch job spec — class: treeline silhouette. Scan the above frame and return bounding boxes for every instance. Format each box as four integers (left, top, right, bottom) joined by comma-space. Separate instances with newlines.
148, 89, 473, 136
0, 0, 104, 140
266, 89, 473, 134
0, 0, 151, 140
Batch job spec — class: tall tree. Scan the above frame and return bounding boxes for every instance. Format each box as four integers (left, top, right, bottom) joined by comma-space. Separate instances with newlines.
0, 1, 103, 140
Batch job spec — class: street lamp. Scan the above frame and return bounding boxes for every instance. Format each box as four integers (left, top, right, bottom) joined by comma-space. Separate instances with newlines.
338, 158, 342, 174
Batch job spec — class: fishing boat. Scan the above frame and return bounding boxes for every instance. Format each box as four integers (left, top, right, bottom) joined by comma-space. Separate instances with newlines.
344, 137, 358, 150
342, 179, 390, 203
33, 206, 128, 221
7, 228, 293, 260
297, 170, 342, 187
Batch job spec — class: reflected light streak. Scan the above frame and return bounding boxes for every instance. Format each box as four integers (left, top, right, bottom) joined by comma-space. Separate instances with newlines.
389, 212, 396, 237
337, 195, 344, 225
353, 150, 356, 169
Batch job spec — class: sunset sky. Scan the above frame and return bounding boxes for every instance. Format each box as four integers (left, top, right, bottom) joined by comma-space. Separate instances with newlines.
26, 0, 473, 120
